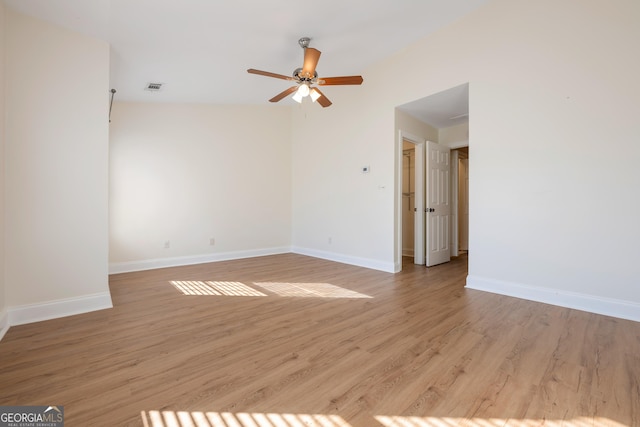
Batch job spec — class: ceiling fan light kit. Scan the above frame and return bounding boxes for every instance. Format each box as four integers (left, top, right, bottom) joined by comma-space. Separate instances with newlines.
309, 88, 321, 102
247, 37, 363, 108
297, 83, 310, 97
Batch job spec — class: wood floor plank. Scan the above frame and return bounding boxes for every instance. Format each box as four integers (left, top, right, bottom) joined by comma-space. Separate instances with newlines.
0, 253, 639, 427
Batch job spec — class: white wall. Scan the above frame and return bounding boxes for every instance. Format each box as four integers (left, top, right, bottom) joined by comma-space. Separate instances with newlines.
0, 1, 7, 337
291, 83, 398, 272
292, 0, 640, 320
109, 102, 292, 272
4, 9, 112, 324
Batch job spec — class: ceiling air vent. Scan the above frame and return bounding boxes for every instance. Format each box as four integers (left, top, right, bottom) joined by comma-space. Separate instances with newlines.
145, 82, 163, 91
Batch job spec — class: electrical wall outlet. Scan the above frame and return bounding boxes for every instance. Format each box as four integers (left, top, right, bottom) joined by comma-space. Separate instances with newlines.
209, 238, 215, 246
164, 240, 171, 249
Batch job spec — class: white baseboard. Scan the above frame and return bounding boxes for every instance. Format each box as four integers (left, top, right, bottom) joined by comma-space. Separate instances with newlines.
394, 262, 402, 273
110, 246, 396, 275
109, 247, 292, 274
402, 249, 415, 257
8, 292, 114, 327
466, 275, 640, 323
0, 309, 9, 341
292, 246, 395, 273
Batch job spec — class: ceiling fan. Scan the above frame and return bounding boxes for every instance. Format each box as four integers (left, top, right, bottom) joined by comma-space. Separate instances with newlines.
247, 37, 363, 108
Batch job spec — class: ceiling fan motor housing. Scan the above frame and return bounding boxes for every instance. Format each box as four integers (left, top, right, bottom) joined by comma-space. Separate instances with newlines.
293, 67, 317, 82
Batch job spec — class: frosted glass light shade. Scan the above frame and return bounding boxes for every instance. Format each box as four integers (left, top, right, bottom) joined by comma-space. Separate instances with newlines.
310, 88, 321, 102
297, 83, 310, 97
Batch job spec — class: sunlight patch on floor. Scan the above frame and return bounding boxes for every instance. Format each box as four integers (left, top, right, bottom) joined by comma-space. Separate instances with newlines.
170, 280, 372, 299
170, 281, 267, 297
375, 415, 628, 427
253, 282, 372, 298
141, 411, 351, 427
142, 411, 627, 427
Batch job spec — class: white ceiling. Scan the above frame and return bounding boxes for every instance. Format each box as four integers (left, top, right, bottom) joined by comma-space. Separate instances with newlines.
397, 83, 469, 129
4, 0, 485, 122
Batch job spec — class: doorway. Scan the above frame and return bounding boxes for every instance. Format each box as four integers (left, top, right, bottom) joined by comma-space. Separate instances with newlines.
457, 147, 469, 254
402, 143, 416, 259
397, 132, 425, 268
451, 146, 469, 257
394, 83, 469, 271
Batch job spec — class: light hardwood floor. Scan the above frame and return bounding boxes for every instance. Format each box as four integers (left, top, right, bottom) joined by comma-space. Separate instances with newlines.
0, 254, 638, 426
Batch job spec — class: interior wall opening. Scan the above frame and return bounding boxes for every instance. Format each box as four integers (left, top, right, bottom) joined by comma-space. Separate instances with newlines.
455, 147, 469, 254
402, 141, 416, 263
395, 82, 469, 272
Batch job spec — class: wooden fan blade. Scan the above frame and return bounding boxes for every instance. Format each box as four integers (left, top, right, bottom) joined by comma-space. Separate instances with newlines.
247, 69, 294, 81
301, 48, 321, 78
311, 87, 332, 108
269, 86, 298, 103
318, 76, 363, 86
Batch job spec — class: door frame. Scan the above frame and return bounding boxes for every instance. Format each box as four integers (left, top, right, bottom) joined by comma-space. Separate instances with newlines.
451, 149, 460, 257
395, 130, 425, 270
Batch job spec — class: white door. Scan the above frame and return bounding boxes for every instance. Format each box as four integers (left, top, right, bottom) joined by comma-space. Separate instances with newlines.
426, 141, 451, 267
